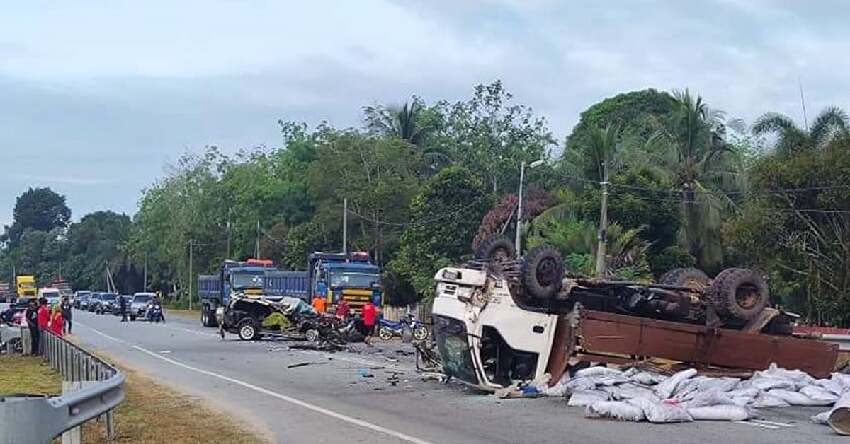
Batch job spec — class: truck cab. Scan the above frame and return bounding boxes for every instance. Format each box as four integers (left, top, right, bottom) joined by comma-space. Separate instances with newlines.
16, 275, 36, 300
199, 259, 276, 327
309, 252, 381, 314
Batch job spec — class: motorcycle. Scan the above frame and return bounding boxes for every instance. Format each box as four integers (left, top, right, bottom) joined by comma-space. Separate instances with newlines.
146, 302, 164, 323
378, 313, 428, 341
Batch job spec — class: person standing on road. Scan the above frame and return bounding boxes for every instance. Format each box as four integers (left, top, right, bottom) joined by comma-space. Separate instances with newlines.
362, 300, 376, 346
50, 305, 64, 337
61, 297, 73, 334
37, 298, 49, 331
335, 299, 350, 320
119, 295, 128, 322
25, 299, 40, 355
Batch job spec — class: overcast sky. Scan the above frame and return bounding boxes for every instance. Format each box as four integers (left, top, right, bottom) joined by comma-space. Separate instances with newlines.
2, 0, 848, 226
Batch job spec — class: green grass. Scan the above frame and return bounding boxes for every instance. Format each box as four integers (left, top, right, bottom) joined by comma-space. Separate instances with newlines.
0, 355, 62, 395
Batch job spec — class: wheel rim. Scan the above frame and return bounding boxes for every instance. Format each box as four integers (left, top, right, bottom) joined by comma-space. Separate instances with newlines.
380, 329, 392, 340
536, 257, 559, 287
735, 284, 760, 310
306, 329, 318, 342
240, 325, 254, 339
414, 327, 427, 340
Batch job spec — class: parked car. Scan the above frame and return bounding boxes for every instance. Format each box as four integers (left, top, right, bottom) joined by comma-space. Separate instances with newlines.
129, 293, 155, 321
95, 293, 117, 314
87, 293, 102, 312
74, 291, 91, 309
38, 287, 62, 306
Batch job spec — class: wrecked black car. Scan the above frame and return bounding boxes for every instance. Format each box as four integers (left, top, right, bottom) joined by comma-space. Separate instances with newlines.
217, 295, 324, 341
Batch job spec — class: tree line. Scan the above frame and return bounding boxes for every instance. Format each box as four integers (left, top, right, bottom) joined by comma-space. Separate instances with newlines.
2, 81, 849, 325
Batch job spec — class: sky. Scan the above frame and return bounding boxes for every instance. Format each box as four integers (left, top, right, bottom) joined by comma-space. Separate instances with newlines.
2, 0, 849, 226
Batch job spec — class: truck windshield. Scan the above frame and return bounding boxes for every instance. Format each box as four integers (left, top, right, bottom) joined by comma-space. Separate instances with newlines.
329, 272, 379, 288
432, 315, 478, 385
231, 273, 264, 289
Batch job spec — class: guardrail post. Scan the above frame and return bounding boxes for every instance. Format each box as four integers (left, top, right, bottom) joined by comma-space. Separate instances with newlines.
106, 410, 116, 439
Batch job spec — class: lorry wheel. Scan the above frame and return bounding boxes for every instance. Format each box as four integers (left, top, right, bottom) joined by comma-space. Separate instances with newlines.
521, 245, 564, 299
708, 268, 769, 322
659, 268, 710, 292
379, 327, 394, 341
237, 319, 259, 341
475, 236, 515, 262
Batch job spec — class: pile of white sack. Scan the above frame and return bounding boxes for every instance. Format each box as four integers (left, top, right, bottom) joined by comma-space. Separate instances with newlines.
528, 364, 850, 433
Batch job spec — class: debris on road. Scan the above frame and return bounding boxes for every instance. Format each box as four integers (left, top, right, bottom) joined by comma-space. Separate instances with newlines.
356, 368, 374, 378
287, 361, 327, 369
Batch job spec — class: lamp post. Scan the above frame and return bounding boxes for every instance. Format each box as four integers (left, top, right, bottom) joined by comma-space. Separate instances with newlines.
516, 159, 545, 257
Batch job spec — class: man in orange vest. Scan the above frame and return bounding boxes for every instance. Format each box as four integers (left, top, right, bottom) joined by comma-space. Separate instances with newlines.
312, 295, 326, 314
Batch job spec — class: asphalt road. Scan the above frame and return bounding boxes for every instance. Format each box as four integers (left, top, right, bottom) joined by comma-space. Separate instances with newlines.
70, 309, 846, 444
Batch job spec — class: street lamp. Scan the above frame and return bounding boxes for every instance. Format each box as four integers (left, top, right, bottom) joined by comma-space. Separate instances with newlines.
516, 159, 545, 256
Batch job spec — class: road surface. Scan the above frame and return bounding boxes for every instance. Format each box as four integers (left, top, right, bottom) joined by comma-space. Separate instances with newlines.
71, 309, 845, 444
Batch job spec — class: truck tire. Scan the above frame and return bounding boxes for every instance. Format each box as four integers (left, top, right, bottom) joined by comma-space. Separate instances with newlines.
708, 268, 769, 322
237, 318, 259, 341
475, 236, 515, 262
659, 268, 710, 291
521, 245, 564, 299
201, 305, 218, 327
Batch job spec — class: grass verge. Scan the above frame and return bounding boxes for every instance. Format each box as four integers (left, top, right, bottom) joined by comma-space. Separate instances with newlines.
1, 355, 267, 443
81, 365, 269, 444
165, 308, 201, 320
0, 355, 61, 395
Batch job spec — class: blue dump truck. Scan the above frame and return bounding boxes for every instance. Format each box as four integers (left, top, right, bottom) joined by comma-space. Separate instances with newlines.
199, 253, 382, 327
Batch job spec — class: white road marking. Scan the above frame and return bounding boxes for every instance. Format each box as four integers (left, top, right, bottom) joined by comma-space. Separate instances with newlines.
77, 322, 434, 444
734, 420, 779, 429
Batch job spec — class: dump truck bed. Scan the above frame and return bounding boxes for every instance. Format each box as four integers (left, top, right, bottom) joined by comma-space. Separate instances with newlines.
549, 309, 838, 380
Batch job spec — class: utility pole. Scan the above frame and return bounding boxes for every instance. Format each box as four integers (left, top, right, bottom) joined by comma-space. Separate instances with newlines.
254, 220, 260, 259
595, 160, 610, 277
143, 252, 148, 291
343, 198, 348, 254
515, 161, 526, 257
188, 239, 193, 311
226, 219, 231, 259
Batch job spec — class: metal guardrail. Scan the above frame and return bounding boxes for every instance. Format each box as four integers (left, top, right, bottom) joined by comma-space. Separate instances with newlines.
0, 330, 125, 444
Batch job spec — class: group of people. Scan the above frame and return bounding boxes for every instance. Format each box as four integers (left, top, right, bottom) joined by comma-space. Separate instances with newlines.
311, 296, 378, 345
24, 296, 73, 355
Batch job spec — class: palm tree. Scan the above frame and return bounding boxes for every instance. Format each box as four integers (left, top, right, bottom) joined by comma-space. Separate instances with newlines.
364, 101, 426, 145
630, 89, 741, 269
588, 123, 621, 181
752, 106, 848, 154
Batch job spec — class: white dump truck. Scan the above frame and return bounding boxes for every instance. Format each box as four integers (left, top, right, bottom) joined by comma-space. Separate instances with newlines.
431, 239, 837, 391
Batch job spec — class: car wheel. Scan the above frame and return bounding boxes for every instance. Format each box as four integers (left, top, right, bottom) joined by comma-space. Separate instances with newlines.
305, 328, 319, 342
237, 318, 259, 341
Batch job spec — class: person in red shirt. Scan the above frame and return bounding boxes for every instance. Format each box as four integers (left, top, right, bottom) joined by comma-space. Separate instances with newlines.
361, 301, 376, 345
50, 306, 64, 337
37, 298, 49, 331
335, 299, 350, 320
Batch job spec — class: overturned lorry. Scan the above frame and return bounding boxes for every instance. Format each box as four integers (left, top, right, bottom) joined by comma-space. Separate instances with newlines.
431, 240, 838, 391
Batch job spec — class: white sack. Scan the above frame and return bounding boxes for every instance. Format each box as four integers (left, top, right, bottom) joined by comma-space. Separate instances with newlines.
585, 401, 646, 421
687, 405, 751, 421
568, 390, 610, 407
768, 389, 833, 406
752, 393, 790, 408
655, 369, 697, 400
801, 385, 840, 403
628, 398, 693, 423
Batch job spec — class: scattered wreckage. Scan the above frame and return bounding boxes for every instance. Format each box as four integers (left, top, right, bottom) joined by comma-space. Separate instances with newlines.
430, 238, 838, 393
